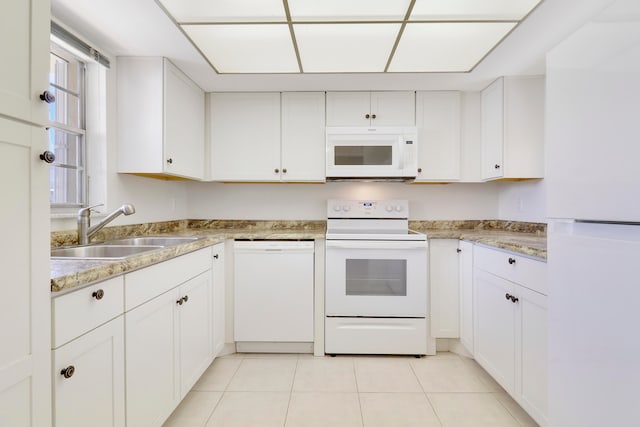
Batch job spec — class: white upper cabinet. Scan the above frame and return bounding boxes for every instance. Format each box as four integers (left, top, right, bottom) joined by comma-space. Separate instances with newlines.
209, 92, 325, 182
415, 91, 461, 181
281, 92, 326, 182
0, 0, 50, 126
326, 91, 415, 127
117, 57, 205, 180
481, 76, 544, 180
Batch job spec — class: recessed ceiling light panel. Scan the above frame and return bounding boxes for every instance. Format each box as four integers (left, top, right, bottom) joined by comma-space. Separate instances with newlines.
294, 23, 401, 72
183, 24, 299, 73
287, 0, 412, 21
389, 22, 516, 72
410, 0, 543, 21
158, 0, 286, 23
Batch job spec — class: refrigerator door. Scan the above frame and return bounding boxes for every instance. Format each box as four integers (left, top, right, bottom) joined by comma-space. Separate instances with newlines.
548, 220, 640, 426
546, 0, 640, 222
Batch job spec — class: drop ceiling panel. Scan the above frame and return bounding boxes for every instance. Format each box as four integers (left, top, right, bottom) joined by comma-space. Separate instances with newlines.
389, 22, 517, 72
287, 0, 412, 21
294, 23, 401, 72
158, 0, 286, 23
410, 0, 543, 21
183, 24, 299, 73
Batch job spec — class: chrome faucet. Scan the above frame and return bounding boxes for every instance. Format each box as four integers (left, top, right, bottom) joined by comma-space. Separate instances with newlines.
77, 203, 136, 245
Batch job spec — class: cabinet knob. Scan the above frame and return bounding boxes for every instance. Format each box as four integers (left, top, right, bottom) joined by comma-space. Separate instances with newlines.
510, 295, 519, 303
176, 298, 183, 306
417, 167, 422, 173
167, 158, 173, 164
282, 168, 287, 174
182, 295, 189, 303
508, 257, 516, 265
39, 151, 56, 164
505, 293, 511, 301
365, 114, 370, 119
456, 248, 461, 253
371, 114, 377, 119
40, 90, 56, 104
92, 289, 104, 300
494, 164, 501, 169
274, 168, 279, 173
60, 365, 75, 379
213, 254, 219, 259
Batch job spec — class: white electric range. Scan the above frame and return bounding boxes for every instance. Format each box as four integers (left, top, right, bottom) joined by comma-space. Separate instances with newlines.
324, 199, 434, 356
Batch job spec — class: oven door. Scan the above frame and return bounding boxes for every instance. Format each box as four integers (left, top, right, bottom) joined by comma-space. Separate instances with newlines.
325, 240, 428, 317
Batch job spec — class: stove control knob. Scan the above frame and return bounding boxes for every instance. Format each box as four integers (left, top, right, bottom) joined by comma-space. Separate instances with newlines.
342, 205, 351, 212
394, 205, 403, 212
333, 205, 342, 212
385, 205, 393, 212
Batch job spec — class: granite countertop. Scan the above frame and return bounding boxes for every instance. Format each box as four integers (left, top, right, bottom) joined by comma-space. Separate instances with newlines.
51, 219, 546, 294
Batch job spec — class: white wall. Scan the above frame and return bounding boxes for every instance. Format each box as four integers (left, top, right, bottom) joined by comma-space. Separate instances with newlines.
497, 179, 547, 223
186, 181, 500, 220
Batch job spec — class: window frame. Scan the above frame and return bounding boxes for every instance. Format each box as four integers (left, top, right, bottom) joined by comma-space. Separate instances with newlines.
48, 42, 88, 210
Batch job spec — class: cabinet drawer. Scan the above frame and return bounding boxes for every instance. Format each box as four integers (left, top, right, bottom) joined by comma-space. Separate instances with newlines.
474, 245, 547, 295
52, 276, 124, 348
125, 247, 211, 311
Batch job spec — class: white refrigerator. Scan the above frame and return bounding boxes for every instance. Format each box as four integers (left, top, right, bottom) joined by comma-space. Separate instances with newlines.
546, 0, 640, 425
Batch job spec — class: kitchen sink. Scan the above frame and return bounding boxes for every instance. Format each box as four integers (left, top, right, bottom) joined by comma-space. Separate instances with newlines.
51, 244, 163, 260
103, 236, 201, 246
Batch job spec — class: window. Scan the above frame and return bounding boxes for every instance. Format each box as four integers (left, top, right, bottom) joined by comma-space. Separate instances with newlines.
47, 43, 86, 208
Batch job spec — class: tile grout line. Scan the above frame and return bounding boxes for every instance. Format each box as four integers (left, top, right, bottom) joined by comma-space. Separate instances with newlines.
281, 356, 301, 427
352, 358, 366, 427
408, 358, 445, 427
202, 356, 245, 426
490, 392, 532, 427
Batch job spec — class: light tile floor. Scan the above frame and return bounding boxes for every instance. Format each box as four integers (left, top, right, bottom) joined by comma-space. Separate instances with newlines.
163, 352, 539, 427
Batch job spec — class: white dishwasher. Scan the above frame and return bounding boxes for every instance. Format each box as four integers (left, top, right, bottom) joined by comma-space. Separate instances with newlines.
234, 240, 314, 348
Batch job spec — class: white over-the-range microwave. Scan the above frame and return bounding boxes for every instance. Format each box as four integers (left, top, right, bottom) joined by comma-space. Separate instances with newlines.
325, 127, 418, 180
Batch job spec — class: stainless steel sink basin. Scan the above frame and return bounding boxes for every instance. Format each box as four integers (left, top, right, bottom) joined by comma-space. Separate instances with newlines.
51, 244, 163, 260
104, 236, 201, 246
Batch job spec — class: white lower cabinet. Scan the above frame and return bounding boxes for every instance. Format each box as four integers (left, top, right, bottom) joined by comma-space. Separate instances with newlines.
429, 239, 461, 338
211, 243, 226, 357
52, 317, 125, 427
473, 245, 547, 426
51, 277, 126, 427
458, 241, 474, 354
125, 267, 212, 427
125, 288, 178, 427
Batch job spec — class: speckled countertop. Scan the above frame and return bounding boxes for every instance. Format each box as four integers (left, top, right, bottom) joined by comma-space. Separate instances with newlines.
51, 219, 546, 294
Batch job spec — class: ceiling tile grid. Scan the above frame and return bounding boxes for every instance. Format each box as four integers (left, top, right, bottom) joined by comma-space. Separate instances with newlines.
157, 0, 543, 74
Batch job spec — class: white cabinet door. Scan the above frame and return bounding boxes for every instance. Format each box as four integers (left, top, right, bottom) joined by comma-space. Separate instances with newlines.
429, 239, 460, 338
211, 243, 226, 357
473, 269, 516, 394
125, 289, 179, 427
0, 119, 50, 426
481, 77, 544, 181
481, 78, 504, 180
516, 285, 547, 426
281, 92, 326, 182
326, 91, 415, 126
52, 317, 125, 427
209, 92, 281, 181
117, 57, 205, 180
415, 92, 461, 181
458, 241, 474, 354
0, 0, 49, 125
177, 272, 212, 396
370, 91, 415, 126
164, 59, 205, 179
326, 92, 371, 126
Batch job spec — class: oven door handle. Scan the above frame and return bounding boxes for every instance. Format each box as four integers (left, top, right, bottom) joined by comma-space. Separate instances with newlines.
325, 240, 427, 250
